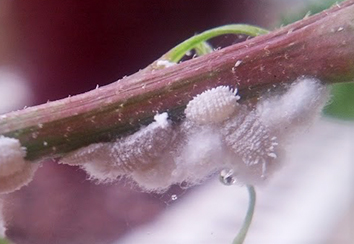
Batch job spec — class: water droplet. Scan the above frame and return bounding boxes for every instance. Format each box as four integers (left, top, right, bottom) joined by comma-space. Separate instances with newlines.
219, 169, 237, 186
171, 194, 178, 201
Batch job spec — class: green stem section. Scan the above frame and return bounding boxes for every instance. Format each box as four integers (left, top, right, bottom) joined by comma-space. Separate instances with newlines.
233, 185, 256, 244
194, 41, 214, 56
161, 24, 269, 63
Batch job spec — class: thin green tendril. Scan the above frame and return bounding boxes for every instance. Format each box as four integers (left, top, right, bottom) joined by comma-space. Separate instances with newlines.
194, 41, 214, 56
232, 185, 256, 244
162, 24, 268, 63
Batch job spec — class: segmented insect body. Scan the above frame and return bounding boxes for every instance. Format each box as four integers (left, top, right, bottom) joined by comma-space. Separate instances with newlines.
62, 142, 126, 181
222, 108, 278, 164
183, 85, 279, 179
221, 107, 279, 177
60, 142, 111, 166
184, 86, 240, 124
60, 113, 175, 182
109, 116, 174, 172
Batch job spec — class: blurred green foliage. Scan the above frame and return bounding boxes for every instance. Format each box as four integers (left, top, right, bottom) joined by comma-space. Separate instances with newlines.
280, 0, 354, 120
0, 238, 8, 244
324, 83, 354, 120
280, 0, 344, 26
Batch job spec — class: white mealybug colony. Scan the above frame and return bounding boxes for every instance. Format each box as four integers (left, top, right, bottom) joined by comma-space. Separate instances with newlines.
0, 136, 39, 194
60, 77, 329, 192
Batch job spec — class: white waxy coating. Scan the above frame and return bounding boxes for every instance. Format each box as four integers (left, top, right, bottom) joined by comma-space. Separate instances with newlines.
184, 86, 240, 124
0, 136, 39, 194
0, 136, 26, 177
58, 78, 330, 192
256, 77, 329, 137
0, 162, 39, 194
156, 59, 176, 68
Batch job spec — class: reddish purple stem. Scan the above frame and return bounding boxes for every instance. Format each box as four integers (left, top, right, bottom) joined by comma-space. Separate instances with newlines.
1, 0, 354, 162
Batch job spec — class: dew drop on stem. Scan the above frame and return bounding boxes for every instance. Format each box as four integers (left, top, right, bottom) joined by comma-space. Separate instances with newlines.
219, 169, 237, 186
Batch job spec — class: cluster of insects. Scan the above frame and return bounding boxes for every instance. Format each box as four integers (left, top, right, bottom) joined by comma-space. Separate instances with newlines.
0, 77, 328, 193
60, 77, 329, 192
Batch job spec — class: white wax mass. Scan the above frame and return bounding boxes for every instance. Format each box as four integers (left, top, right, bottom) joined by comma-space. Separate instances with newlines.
174, 126, 223, 182
156, 59, 176, 68
256, 77, 329, 138
184, 86, 240, 124
0, 136, 26, 177
0, 136, 39, 194
180, 80, 328, 185
59, 79, 329, 192
131, 125, 226, 192
130, 156, 177, 192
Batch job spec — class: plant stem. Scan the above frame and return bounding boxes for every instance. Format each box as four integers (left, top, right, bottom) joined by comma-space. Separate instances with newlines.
233, 185, 256, 244
0, 0, 354, 162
